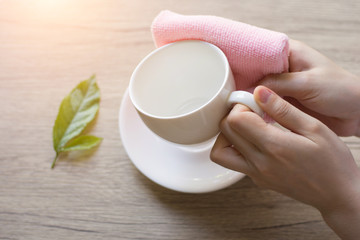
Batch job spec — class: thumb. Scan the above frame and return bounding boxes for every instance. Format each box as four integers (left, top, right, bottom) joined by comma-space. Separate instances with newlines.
260, 72, 308, 99
254, 86, 315, 135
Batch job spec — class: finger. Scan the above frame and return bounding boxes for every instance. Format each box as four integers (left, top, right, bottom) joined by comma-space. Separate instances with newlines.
259, 72, 309, 99
224, 104, 271, 148
254, 86, 322, 136
289, 39, 331, 70
260, 40, 328, 99
221, 117, 260, 158
288, 39, 314, 71
210, 133, 251, 174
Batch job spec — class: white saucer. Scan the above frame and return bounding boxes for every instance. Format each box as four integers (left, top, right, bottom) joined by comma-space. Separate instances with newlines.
119, 89, 245, 193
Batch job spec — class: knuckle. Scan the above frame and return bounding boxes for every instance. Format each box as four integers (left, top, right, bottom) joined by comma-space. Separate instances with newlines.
273, 101, 292, 120
306, 119, 324, 134
227, 110, 241, 127
293, 71, 321, 101
297, 71, 311, 85
261, 74, 278, 87
209, 148, 222, 163
290, 39, 306, 52
300, 70, 319, 88
226, 107, 247, 129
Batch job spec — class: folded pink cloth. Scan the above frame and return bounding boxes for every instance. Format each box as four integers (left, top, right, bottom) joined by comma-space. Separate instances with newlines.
151, 10, 289, 90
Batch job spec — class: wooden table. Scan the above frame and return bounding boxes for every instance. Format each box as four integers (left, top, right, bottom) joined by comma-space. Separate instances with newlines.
1, 0, 359, 239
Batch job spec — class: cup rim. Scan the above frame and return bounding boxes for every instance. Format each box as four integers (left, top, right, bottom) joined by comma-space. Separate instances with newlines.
129, 40, 230, 120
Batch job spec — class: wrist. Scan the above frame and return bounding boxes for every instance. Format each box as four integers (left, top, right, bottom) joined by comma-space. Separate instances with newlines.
345, 73, 360, 137
353, 74, 360, 118
354, 75, 360, 137
321, 202, 360, 240
319, 173, 360, 239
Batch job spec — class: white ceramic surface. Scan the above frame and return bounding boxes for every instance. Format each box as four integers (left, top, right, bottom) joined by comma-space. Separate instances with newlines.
119, 89, 245, 193
129, 40, 262, 144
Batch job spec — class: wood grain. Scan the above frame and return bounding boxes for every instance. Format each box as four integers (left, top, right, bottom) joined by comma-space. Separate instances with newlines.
1, 0, 359, 239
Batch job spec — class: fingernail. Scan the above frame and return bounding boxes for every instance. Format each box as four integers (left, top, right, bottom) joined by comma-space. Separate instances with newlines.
258, 88, 272, 103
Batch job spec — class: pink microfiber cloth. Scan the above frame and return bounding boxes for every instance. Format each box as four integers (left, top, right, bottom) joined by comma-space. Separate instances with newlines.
151, 10, 289, 90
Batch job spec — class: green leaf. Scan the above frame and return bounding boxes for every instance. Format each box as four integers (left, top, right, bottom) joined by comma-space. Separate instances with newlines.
61, 135, 102, 152
52, 75, 101, 168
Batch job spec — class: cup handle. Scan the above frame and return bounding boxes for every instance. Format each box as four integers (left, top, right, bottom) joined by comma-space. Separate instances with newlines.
227, 91, 264, 117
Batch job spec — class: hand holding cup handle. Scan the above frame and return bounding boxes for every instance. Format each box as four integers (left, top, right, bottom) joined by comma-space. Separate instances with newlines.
227, 91, 263, 117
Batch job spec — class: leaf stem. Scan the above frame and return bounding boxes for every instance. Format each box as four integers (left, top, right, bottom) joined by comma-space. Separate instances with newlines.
51, 152, 59, 169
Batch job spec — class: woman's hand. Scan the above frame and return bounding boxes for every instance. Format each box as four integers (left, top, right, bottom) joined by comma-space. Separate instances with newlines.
211, 86, 360, 239
260, 40, 360, 136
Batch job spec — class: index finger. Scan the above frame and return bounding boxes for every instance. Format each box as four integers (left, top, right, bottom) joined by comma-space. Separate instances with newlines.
224, 104, 271, 148
210, 133, 251, 174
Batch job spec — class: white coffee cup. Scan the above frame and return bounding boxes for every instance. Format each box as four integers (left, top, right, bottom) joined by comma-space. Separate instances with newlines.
129, 40, 263, 145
